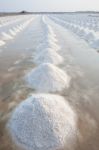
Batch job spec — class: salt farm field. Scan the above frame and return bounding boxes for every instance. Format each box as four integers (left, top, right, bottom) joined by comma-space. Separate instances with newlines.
0, 13, 99, 150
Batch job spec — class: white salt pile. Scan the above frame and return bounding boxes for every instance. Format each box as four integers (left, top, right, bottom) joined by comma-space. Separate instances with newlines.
48, 40, 61, 51
48, 25, 56, 38
9, 29, 17, 36
0, 40, 5, 46
25, 63, 70, 92
17, 25, 23, 31
13, 27, 20, 33
1, 32, 13, 40
48, 35, 58, 43
34, 48, 63, 65
42, 16, 47, 24
37, 42, 60, 52
7, 94, 77, 150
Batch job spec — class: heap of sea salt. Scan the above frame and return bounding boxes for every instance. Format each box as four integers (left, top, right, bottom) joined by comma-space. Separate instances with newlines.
17, 25, 23, 31
7, 94, 77, 150
42, 15, 47, 24
34, 48, 63, 65
47, 34, 58, 43
1, 32, 13, 40
0, 40, 5, 46
25, 63, 70, 92
47, 25, 56, 37
47, 40, 61, 51
13, 27, 20, 33
36, 41, 60, 52
9, 29, 17, 36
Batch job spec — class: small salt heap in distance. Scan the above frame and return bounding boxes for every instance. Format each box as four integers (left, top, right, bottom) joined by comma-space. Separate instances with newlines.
47, 35, 58, 43
1, 32, 13, 40
0, 40, 5, 46
34, 48, 63, 65
47, 39, 61, 51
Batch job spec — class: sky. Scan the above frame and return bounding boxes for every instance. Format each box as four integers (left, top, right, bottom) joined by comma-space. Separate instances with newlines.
0, 0, 99, 12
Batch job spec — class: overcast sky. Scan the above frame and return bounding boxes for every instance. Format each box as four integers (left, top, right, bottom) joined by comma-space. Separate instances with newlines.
0, 0, 99, 12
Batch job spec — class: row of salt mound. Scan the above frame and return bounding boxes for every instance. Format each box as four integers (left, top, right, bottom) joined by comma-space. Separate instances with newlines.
0, 26, 20, 46
7, 19, 76, 150
75, 28, 99, 49
66, 23, 99, 49
0, 18, 33, 46
26, 22, 71, 92
34, 23, 63, 65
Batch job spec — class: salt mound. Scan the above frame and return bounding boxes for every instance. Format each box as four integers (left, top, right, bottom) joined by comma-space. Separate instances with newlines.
25, 63, 70, 92
91, 39, 99, 49
48, 25, 56, 37
9, 29, 16, 36
7, 94, 77, 150
34, 48, 63, 65
0, 40, 5, 46
36, 42, 60, 54
1, 32, 13, 40
13, 27, 19, 33
48, 35, 58, 43
17, 25, 23, 31
42, 16, 47, 24
48, 40, 61, 51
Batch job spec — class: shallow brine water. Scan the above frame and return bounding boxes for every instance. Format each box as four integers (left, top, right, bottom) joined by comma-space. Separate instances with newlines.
0, 13, 99, 150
